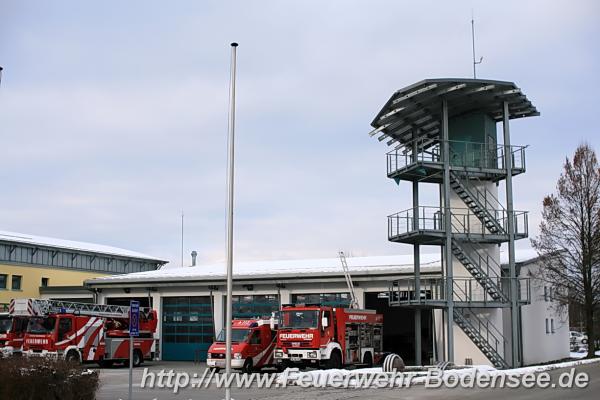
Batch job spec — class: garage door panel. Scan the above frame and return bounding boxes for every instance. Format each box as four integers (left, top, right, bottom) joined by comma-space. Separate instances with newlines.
162, 296, 213, 361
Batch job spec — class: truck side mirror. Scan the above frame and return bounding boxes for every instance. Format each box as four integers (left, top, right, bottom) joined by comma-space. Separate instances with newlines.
270, 311, 280, 330
321, 317, 328, 328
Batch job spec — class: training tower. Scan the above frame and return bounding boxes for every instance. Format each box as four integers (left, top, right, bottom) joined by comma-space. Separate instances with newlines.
369, 78, 538, 368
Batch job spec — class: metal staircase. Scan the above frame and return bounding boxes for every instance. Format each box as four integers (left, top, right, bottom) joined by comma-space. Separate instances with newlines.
450, 170, 512, 367
453, 308, 509, 369
451, 239, 508, 303
449, 171, 505, 235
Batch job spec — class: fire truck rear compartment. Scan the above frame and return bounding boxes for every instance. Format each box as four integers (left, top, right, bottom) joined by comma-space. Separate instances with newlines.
365, 293, 433, 365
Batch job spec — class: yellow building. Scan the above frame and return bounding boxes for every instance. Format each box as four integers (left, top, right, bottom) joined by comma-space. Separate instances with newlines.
0, 230, 168, 309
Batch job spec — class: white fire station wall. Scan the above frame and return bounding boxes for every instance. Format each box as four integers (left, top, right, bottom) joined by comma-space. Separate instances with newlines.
520, 263, 569, 365
453, 321, 494, 366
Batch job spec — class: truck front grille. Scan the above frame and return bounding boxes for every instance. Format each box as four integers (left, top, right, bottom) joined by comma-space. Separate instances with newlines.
281, 341, 312, 348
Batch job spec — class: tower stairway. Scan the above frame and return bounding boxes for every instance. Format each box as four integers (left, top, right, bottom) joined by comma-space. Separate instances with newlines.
451, 239, 508, 303
449, 171, 505, 235
453, 308, 509, 369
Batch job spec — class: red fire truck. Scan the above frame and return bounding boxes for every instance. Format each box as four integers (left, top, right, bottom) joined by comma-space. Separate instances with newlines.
274, 304, 383, 369
0, 310, 29, 357
207, 318, 278, 373
12, 298, 157, 367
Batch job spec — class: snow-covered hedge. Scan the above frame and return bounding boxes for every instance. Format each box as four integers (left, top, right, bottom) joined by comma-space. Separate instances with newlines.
0, 357, 98, 400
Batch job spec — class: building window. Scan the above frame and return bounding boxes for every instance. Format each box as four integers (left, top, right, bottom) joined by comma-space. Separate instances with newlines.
551, 318, 555, 334
41, 277, 49, 287
0, 274, 7, 289
11, 275, 22, 290
292, 293, 351, 307
227, 294, 279, 320
545, 318, 550, 334
544, 286, 548, 302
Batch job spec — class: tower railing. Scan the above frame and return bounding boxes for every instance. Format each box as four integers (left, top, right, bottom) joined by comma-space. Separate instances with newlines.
386, 138, 526, 176
387, 206, 528, 239
386, 137, 440, 173
388, 276, 530, 306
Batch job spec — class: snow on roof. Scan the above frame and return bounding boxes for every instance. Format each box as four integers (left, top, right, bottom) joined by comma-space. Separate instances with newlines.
86, 248, 541, 285
0, 230, 167, 263
87, 253, 440, 285
505, 248, 540, 265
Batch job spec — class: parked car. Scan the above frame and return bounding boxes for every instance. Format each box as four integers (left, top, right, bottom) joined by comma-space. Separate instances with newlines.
570, 331, 588, 345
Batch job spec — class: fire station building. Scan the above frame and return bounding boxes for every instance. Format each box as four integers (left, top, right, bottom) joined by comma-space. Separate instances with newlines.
78, 250, 568, 365
0, 230, 167, 310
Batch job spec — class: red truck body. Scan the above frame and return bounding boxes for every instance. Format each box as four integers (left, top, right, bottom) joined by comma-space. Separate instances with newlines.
11, 299, 157, 366
274, 304, 383, 369
0, 312, 29, 356
207, 318, 278, 372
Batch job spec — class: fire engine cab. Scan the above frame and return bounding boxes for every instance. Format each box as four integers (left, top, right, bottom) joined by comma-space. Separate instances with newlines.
207, 318, 278, 373
274, 304, 383, 369
0, 306, 29, 357
11, 298, 157, 367
0, 313, 8, 346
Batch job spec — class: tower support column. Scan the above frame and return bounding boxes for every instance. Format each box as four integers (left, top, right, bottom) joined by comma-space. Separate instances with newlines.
413, 163, 422, 365
441, 99, 454, 363
503, 101, 520, 367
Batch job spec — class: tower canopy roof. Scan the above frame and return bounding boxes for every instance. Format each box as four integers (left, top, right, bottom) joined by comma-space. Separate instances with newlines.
370, 78, 539, 146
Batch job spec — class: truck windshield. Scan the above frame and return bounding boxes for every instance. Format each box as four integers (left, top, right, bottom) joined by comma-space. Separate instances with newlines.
216, 328, 250, 342
280, 310, 319, 329
0, 317, 11, 333
27, 317, 56, 334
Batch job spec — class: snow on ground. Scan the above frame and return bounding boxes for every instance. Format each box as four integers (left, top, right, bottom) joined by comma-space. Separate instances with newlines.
570, 350, 600, 359
277, 357, 600, 387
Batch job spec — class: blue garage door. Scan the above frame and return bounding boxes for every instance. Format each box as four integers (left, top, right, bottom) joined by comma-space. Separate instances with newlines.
162, 296, 213, 361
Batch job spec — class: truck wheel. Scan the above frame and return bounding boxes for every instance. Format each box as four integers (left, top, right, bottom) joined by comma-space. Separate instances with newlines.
363, 352, 373, 368
242, 358, 253, 373
65, 350, 80, 363
133, 350, 143, 367
327, 351, 341, 369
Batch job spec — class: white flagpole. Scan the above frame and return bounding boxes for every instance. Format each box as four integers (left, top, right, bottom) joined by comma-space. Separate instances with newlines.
224, 41, 238, 400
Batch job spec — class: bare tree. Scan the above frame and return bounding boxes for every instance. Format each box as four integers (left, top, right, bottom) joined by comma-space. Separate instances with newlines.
531, 144, 600, 358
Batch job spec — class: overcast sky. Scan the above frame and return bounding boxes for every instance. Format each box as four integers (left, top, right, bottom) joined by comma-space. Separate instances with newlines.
0, 0, 599, 267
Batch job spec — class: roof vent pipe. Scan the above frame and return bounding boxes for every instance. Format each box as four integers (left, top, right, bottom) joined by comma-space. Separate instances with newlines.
191, 251, 197, 267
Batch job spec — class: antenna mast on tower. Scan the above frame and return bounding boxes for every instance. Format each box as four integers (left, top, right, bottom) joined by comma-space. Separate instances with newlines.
471, 11, 483, 78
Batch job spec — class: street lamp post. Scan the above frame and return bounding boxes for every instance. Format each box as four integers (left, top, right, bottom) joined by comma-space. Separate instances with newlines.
224, 42, 238, 400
